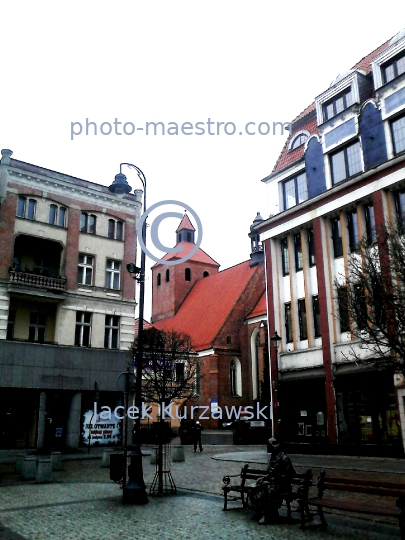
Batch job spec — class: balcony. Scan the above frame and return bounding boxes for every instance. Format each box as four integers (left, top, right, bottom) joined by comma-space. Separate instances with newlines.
9, 270, 67, 293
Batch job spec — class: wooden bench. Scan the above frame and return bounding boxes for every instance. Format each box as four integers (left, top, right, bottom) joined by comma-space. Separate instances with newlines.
222, 462, 313, 522
304, 471, 405, 538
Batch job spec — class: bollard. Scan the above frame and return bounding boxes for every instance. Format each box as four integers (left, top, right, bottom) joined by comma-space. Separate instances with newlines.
172, 445, 185, 462
150, 447, 157, 465
101, 448, 115, 468
21, 457, 37, 480
16, 454, 26, 474
36, 459, 52, 483
51, 451, 62, 471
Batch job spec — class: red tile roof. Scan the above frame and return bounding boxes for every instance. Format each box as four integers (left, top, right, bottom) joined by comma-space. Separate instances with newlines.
176, 213, 195, 232
153, 260, 261, 350
134, 318, 155, 335
246, 292, 267, 320
271, 38, 392, 175
153, 241, 219, 268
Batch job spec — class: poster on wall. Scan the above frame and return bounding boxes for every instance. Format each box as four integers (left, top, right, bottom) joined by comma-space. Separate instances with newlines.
82, 409, 121, 446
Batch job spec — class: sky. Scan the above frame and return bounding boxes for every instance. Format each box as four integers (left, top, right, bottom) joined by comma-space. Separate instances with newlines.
1, 2, 404, 320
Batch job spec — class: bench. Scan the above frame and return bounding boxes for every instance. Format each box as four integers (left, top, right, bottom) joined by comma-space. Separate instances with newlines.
304, 471, 405, 538
222, 463, 313, 522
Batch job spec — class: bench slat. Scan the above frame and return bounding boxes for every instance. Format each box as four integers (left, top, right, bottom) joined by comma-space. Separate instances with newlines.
308, 497, 400, 518
325, 476, 405, 491
324, 482, 405, 498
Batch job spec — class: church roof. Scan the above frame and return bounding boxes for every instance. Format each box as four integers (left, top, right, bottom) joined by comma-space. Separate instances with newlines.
176, 213, 195, 232
153, 241, 219, 267
246, 292, 267, 320
153, 260, 262, 350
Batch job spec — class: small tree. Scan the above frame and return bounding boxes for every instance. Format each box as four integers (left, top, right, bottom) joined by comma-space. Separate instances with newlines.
132, 327, 201, 495
334, 223, 405, 374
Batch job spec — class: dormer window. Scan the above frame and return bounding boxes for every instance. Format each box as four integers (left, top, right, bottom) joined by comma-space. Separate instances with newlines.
382, 51, 405, 84
291, 133, 308, 150
323, 88, 354, 121
282, 172, 308, 210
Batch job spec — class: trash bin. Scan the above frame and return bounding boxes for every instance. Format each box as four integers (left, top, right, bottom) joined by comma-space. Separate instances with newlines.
36, 459, 52, 483
172, 445, 185, 462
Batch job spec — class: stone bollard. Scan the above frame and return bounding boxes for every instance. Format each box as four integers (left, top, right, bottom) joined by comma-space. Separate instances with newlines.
21, 457, 37, 480
101, 448, 114, 468
51, 451, 62, 471
150, 447, 157, 465
36, 459, 52, 483
16, 454, 26, 474
172, 445, 185, 462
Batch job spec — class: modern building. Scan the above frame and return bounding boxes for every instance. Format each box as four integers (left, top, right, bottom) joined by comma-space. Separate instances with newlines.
0, 149, 141, 450
254, 29, 405, 455
149, 214, 269, 428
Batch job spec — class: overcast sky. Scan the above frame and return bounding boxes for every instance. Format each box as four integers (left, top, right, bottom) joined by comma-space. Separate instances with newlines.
1, 2, 404, 320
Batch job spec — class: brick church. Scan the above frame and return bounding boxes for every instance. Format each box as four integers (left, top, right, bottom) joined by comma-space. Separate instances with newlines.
148, 213, 269, 428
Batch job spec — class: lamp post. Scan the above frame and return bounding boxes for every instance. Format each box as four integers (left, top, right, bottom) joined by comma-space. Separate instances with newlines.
270, 331, 282, 438
109, 163, 148, 504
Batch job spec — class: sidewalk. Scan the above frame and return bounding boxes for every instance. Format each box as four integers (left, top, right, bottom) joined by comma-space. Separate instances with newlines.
0, 444, 403, 540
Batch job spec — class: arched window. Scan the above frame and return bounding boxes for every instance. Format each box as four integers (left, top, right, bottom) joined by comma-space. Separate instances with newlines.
165, 269, 170, 282
250, 328, 260, 400
157, 273, 161, 286
203, 271, 209, 278
288, 131, 309, 151
108, 219, 115, 238
49, 204, 57, 225
230, 357, 242, 396
185, 268, 191, 281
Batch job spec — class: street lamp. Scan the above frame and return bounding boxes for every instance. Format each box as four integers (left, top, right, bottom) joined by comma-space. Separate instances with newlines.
109, 163, 148, 504
270, 331, 282, 438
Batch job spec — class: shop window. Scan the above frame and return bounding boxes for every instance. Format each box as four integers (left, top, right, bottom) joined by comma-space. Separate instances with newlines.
347, 210, 360, 252
298, 299, 308, 340
104, 315, 119, 349
106, 260, 121, 290
78, 254, 94, 286
75, 311, 92, 347
308, 228, 316, 267
312, 295, 321, 338
285, 303, 293, 343
281, 237, 289, 276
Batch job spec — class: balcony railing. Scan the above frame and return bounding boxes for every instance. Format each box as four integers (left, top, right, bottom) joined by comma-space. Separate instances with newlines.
9, 270, 67, 292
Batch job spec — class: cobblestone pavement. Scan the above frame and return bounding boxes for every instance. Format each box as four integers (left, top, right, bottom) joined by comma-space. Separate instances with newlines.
0, 444, 402, 540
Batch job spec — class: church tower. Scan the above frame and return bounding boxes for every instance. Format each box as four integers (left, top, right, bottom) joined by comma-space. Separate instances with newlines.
151, 214, 220, 323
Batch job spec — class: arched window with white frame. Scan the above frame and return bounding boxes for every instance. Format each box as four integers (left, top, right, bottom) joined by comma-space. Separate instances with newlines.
250, 328, 260, 400
230, 357, 242, 397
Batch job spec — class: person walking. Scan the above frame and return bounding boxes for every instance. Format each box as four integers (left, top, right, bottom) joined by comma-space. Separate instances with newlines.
193, 421, 204, 452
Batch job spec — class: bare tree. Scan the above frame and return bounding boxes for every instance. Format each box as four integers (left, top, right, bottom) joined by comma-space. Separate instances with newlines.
334, 223, 405, 374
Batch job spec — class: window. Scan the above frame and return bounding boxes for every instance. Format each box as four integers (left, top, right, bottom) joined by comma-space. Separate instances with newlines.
364, 203, 376, 245
49, 205, 67, 227
353, 284, 368, 330
157, 273, 161, 286
108, 219, 124, 240
106, 260, 121, 289
291, 133, 308, 150
337, 287, 350, 332
285, 303, 293, 343
29, 313, 47, 343
395, 190, 405, 228
203, 271, 209, 277
175, 362, 185, 382
75, 311, 92, 347
382, 51, 405, 84
230, 360, 237, 395
312, 295, 321, 338
187, 232, 192, 242
230, 358, 241, 396
80, 212, 97, 234
16, 196, 36, 220
104, 315, 119, 349
332, 218, 343, 258
78, 255, 94, 285
185, 268, 191, 281
330, 141, 362, 184
281, 237, 289, 276
391, 115, 405, 155
165, 269, 170, 283
49, 204, 57, 225
298, 299, 308, 340
308, 228, 316, 267
347, 210, 360, 252
283, 172, 308, 210
323, 88, 354, 121
294, 233, 303, 271
6, 310, 16, 340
